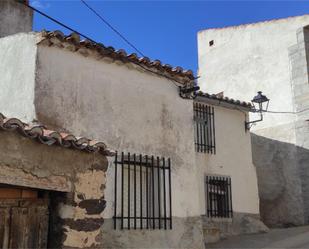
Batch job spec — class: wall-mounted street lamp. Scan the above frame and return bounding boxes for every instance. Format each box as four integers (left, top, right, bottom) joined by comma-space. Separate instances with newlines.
245, 91, 270, 131
179, 85, 200, 99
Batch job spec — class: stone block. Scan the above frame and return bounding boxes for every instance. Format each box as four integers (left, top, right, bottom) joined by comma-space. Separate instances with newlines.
203, 213, 268, 243
239, 215, 269, 234
204, 228, 220, 244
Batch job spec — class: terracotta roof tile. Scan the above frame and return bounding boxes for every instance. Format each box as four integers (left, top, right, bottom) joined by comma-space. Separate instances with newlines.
38, 31, 195, 83
196, 91, 252, 108
0, 113, 114, 156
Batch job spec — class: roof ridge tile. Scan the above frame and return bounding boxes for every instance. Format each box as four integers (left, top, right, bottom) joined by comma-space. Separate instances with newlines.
38, 31, 195, 83
196, 91, 252, 108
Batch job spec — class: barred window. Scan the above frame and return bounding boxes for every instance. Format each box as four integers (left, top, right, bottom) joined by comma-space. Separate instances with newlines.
194, 103, 216, 154
205, 175, 233, 218
113, 152, 172, 230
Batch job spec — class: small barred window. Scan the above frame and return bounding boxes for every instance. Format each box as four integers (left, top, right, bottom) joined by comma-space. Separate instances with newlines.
193, 103, 216, 154
205, 175, 233, 218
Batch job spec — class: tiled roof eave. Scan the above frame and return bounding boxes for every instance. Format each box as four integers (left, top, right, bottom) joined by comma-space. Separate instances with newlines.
0, 113, 114, 157
37, 31, 195, 84
196, 91, 252, 110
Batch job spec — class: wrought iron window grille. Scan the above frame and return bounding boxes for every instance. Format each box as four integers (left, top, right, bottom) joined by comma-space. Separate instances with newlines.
194, 103, 216, 154
113, 152, 172, 230
205, 175, 233, 218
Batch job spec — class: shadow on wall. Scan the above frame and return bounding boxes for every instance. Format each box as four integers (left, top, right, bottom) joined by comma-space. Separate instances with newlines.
251, 134, 309, 228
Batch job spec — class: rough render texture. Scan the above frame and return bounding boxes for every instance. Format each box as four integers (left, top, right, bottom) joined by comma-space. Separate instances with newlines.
0, 131, 108, 248
290, 26, 309, 224
0, 0, 33, 38
198, 15, 309, 228
101, 217, 205, 249
32, 45, 206, 247
195, 105, 260, 216
197, 15, 309, 130
0, 31, 261, 247
195, 104, 264, 240
251, 25, 309, 227
203, 212, 269, 243
0, 32, 205, 247
252, 133, 305, 227
0, 33, 37, 122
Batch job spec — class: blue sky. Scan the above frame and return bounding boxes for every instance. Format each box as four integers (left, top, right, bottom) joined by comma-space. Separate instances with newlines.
31, 0, 309, 75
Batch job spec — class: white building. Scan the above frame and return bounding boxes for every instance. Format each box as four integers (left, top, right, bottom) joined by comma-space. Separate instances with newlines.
198, 14, 309, 227
0, 0, 266, 247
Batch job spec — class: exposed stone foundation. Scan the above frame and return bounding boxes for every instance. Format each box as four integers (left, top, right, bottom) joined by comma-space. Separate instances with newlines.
203, 212, 269, 244
101, 216, 205, 249
0, 131, 109, 248
61, 169, 107, 248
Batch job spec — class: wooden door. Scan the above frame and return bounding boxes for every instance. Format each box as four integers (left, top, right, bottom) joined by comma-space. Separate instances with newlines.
0, 208, 10, 248
0, 188, 49, 249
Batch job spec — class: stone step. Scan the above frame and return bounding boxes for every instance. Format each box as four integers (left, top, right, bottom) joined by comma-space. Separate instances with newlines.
203, 227, 221, 244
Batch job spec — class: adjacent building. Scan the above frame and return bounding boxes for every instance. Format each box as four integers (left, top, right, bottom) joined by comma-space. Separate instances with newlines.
194, 92, 267, 242
0, 0, 266, 247
198, 14, 309, 227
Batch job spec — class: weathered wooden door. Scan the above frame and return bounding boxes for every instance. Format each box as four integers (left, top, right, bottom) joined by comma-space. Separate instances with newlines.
0, 189, 49, 249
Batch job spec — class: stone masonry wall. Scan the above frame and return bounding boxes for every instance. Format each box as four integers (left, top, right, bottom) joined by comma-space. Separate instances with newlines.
0, 131, 108, 248
246, 23, 309, 228
58, 167, 107, 248
252, 133, 305, 227
290, 26, 309, 224
203, 212, 268, 243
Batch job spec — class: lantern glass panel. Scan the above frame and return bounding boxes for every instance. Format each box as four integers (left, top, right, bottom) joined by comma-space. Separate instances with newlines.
251, 91, 269, 112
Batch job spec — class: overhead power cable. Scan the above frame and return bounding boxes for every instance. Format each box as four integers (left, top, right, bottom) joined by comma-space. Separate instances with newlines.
234, 106, 309, 116
263, 108, 309, 114
20, 1, 189, 86
23, 2, 96, 43
80, 0, 146, 58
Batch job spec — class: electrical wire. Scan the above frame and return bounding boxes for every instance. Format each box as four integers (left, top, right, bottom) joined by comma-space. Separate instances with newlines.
263, 108, 309, 114
80, 0, 146, 58
220, 102, 309, 116
21, 1, 189, 87
23, 3, 96, 43
79, 0, 187, 87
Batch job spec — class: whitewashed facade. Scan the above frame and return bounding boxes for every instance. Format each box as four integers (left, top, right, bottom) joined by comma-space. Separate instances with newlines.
0, 1, 266, 247
198, 14, 309, 227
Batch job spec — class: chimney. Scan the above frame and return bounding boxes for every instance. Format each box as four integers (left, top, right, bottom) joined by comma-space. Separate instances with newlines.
0, 0, 33, 38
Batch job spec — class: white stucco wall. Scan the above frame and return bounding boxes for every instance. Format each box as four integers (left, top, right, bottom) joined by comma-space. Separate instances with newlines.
0, 28, 262, 246
198, 15, 309, 138
0, 33, 37, 122
34, 45, 200, 218
196, 104, 259, 215
0, 0, 33, 38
